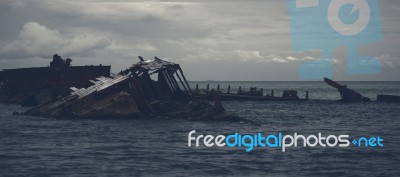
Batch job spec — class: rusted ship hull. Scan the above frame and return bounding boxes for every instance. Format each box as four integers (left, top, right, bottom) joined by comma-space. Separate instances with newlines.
0, 54, 110, 106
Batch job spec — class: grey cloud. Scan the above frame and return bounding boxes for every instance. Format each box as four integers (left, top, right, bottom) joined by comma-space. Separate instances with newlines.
0, 0, 399, 81
0, 22, 110, 59
377, 54, 400, 69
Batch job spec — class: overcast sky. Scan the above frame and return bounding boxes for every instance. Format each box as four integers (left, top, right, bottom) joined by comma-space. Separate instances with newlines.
0, 0, 399, 81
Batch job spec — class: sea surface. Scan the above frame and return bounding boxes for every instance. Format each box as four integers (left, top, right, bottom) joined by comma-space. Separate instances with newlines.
1, 81, 400, 177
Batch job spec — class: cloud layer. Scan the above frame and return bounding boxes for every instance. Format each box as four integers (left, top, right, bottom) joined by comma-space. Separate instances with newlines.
0, 0, 399, 81
0, 22, 110, 59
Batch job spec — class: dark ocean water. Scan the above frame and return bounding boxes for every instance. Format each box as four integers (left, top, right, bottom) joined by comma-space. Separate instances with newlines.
1, 82, 400, 177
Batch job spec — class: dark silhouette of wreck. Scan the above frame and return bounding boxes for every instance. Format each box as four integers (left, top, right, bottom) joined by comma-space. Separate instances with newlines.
193, 84, 307, 101
0, 54, 110, 106
23, 56, 241, 121
324, 77, 371, 102
324, 77, 400, 102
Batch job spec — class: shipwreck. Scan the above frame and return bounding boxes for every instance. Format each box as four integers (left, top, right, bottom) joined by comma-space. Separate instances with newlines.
193, 84, 308, 101
0, 54, 110, 106
22, 56, 242, 121
323, 77, 372, 102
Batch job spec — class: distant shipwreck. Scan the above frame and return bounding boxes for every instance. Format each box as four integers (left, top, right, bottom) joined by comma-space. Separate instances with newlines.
324, 77, 400, 103
14, 55, 241, 121
192, 84, 308, 102
191, 78, 400, 103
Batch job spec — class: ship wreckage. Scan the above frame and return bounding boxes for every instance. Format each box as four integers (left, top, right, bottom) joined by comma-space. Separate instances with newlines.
2, 54, 399, 120
21, 56, 242, 121
0, 54, 110, 106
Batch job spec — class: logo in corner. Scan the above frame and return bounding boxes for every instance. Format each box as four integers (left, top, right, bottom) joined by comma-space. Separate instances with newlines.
287, 0, 382, 79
